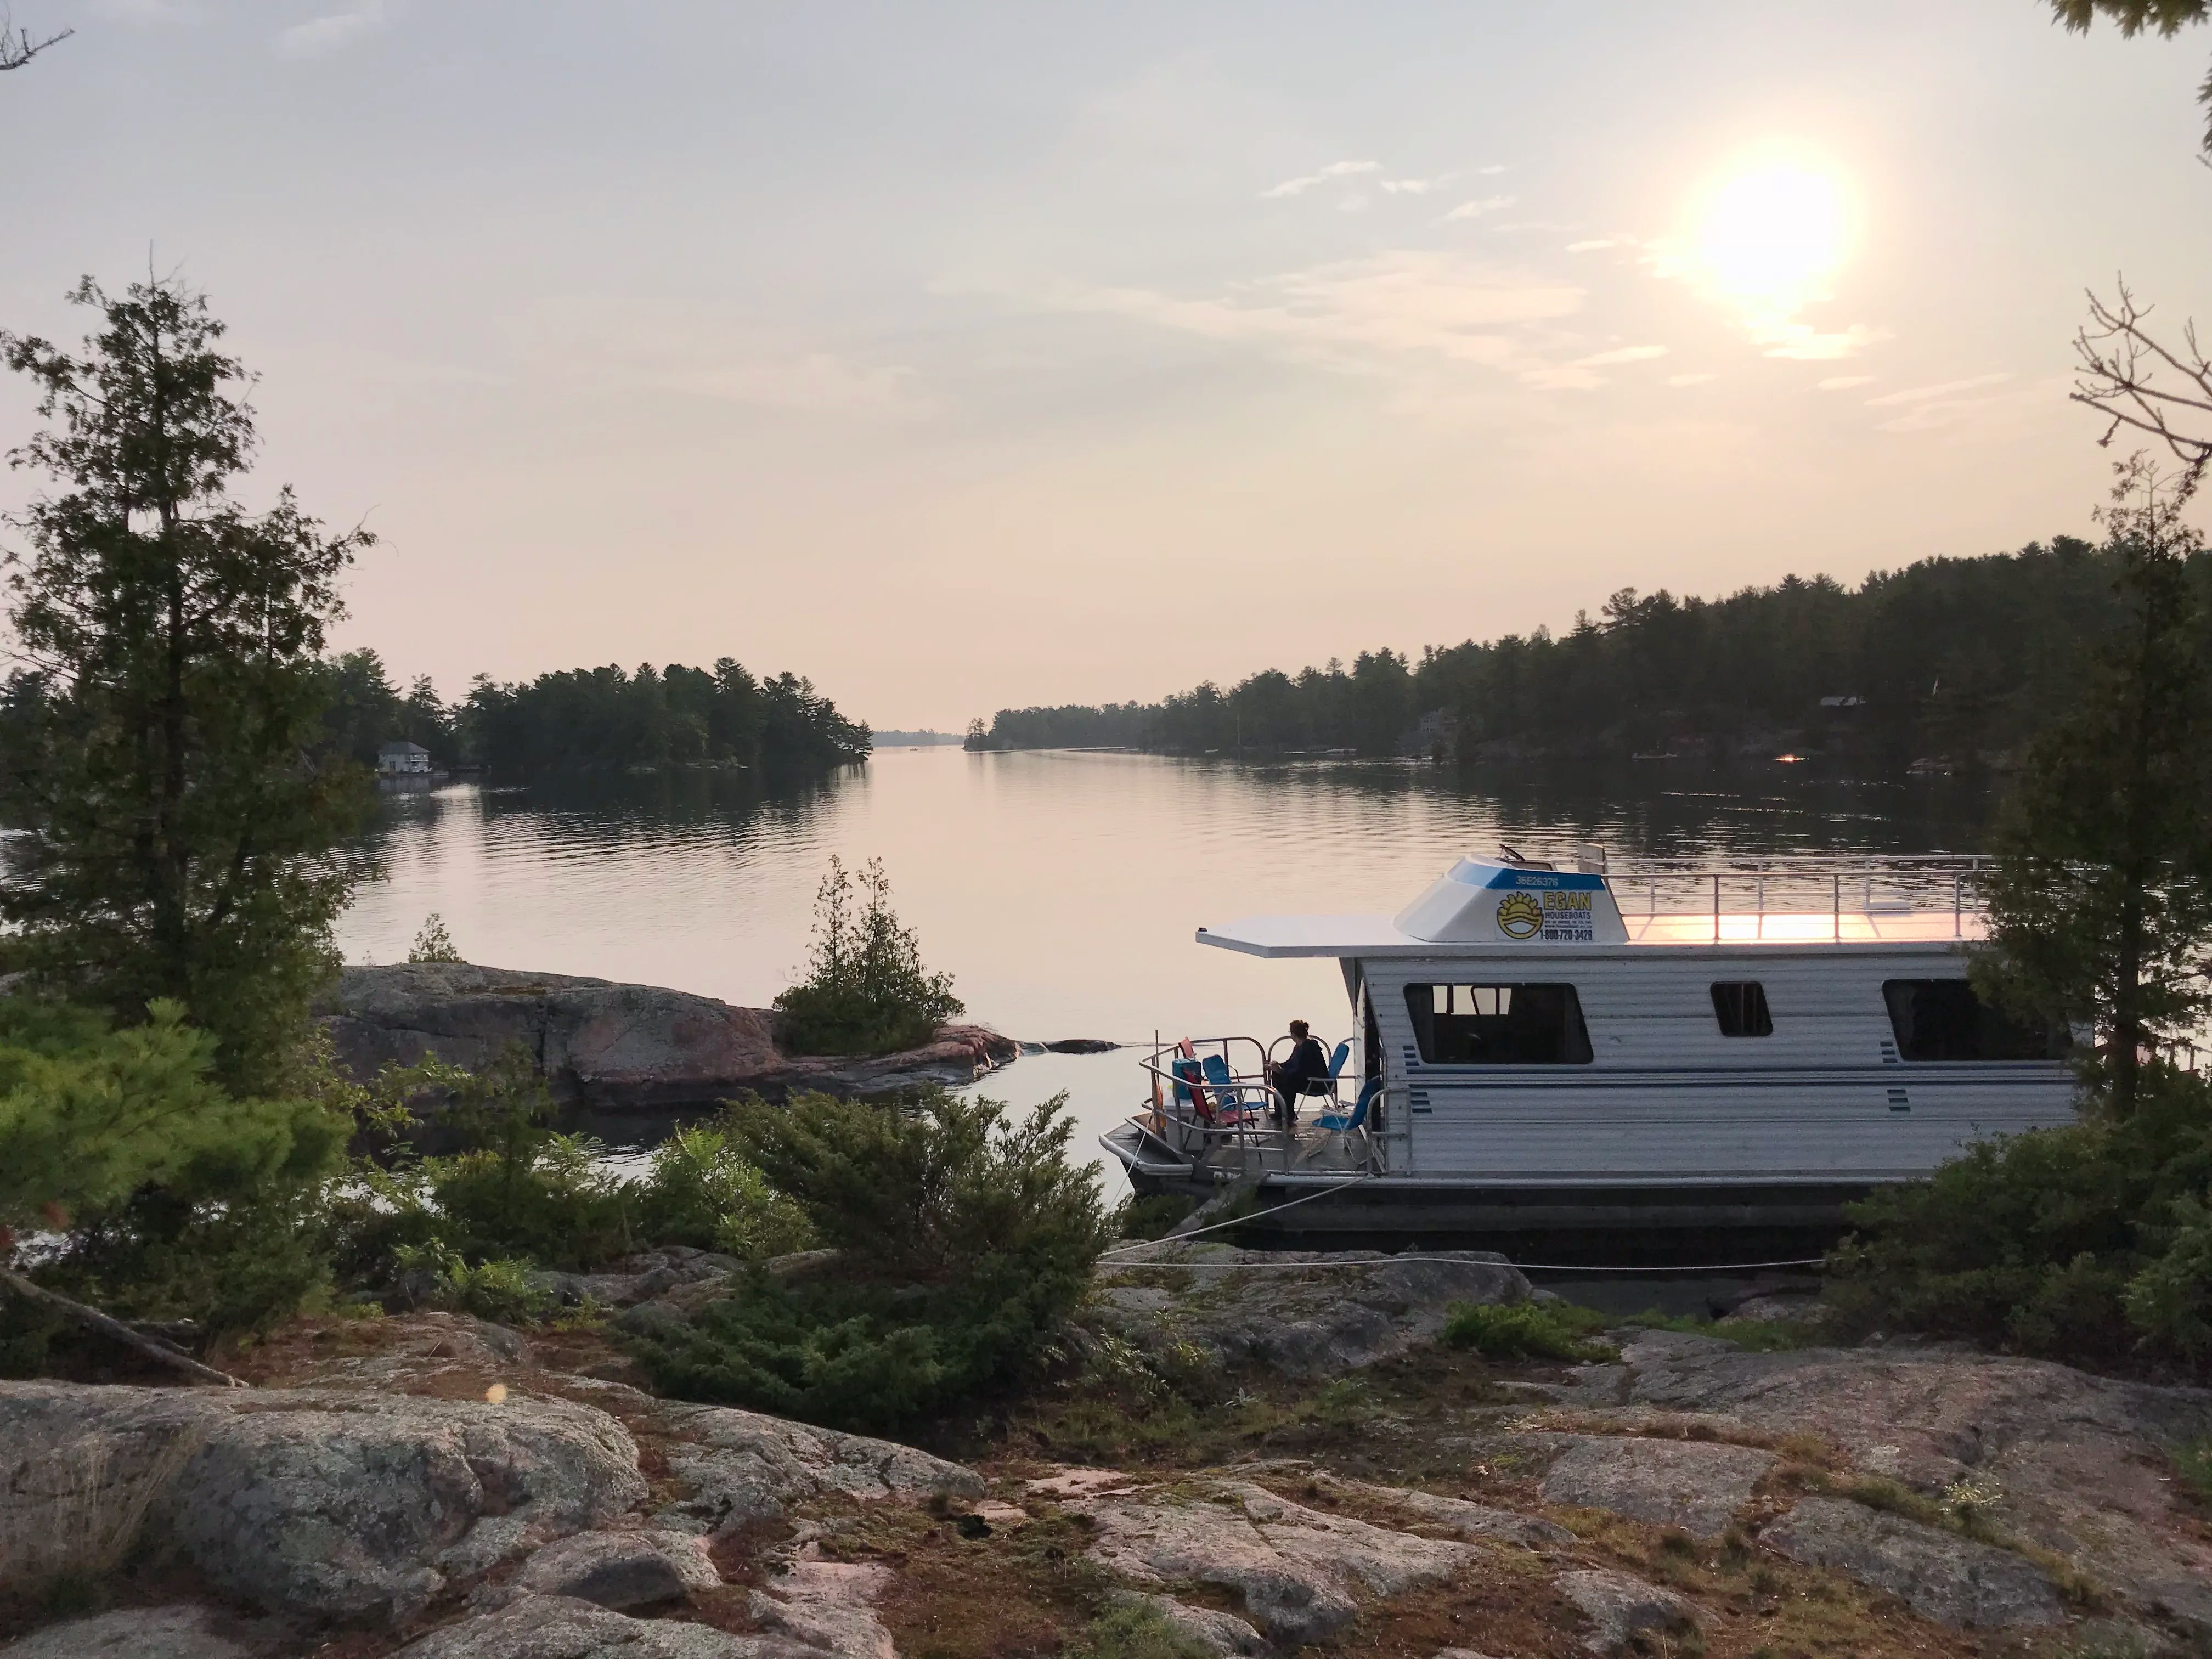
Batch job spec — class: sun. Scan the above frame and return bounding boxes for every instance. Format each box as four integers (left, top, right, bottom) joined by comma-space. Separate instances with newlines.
1695, 162, 1847, 309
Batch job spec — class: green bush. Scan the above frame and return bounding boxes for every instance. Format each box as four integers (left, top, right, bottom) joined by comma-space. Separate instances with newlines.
422, 1134, 634, 1271
391, 1240, 552, 1324
625, 1088, 1113, 1432
0, 997, 351, 1359
631, 1120, 815, 1259
1441, 1298, 1613, 1361
1825, 1064, 2212, 1373
772, 857, 962, 1056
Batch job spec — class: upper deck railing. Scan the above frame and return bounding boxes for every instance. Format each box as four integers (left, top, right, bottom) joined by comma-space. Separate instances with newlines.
1581, 851, 1994, 943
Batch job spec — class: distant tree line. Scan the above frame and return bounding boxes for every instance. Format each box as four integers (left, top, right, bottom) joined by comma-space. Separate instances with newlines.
969, 539, 2212, 771
322, 652, 870, 777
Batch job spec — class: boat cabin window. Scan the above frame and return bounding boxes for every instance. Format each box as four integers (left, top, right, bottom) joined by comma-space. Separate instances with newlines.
1404, 983, 1593, 1065
1882, 979, 2068, 1061
1711, 981, 1774, 1037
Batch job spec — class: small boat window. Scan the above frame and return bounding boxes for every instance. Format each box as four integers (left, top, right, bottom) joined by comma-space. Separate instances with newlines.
1882, 979, 2069, 1061
1404, 983, 1593, 1065
1711, 981, 1774, 1037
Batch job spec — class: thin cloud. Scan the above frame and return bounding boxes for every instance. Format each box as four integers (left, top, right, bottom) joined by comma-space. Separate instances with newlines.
1755, 320, 1892, 361
1565, 239, 1616, 253
1668, 373, 1718, 387
1046, 251, 1585, 382
1440, 195, 1516, 223
1380, 178, 1441, 195
1818, 375, 1876, 391
1338, 194, 1369, 213
1863, 373, 2012, 406
276, 0, 387, 58
1260, 160, 1379, 199
1476, 164, 1508, 175
1572, 345, 1668, 367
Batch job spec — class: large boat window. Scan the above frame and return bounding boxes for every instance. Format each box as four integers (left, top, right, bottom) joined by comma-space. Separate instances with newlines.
1882, 979, 2068, 1061
1711, 981, 1774, 1037
1404, 983, 1593, 1065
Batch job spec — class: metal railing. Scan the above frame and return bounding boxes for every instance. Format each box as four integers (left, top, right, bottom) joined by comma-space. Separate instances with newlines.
1601, 854, 1994, 942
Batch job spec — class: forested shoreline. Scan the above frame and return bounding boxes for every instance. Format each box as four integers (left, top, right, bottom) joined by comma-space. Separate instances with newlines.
323, 654, 871, 777
970, 538, 2209, 771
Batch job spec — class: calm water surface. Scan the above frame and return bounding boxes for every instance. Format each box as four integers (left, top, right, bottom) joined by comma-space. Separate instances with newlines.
337, 747, 1996, 1192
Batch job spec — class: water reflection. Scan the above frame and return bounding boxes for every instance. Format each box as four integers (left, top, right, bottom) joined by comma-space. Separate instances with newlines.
339, 748, 1997, 1192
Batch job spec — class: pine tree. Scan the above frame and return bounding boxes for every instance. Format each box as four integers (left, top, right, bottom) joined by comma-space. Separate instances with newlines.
1976, 458, 2212, 1115
0, 275, 372, 1093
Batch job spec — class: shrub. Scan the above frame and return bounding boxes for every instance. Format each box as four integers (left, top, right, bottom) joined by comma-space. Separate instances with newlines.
1, 997, 351, 1359
1825, 1064, 2212, 1373
625, 1088, 1114, 1432
422, 1134, 634, 1271
631, 1120, 815, 1259
391, 1240, 552, 1324
408, 914, 465, 963
341, 1044, 637, 1277
772, 857, 962, 1056
1441, 1298, 1613, 1361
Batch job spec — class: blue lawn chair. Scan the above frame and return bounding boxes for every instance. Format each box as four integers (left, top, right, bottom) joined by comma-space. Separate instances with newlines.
1316, 1076, 1381, 1133
1199, 1052, 1258, 1124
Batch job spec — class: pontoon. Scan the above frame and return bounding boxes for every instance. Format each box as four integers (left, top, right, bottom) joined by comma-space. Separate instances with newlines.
1103, 849, 2076, 1247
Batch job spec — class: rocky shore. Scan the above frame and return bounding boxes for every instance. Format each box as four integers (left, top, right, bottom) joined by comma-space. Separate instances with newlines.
318, 964, 1022, 1112
6, 1250, 2210, 1658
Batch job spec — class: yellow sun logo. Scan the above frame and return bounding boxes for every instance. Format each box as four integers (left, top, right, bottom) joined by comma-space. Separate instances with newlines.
1496, 892, 1543, 940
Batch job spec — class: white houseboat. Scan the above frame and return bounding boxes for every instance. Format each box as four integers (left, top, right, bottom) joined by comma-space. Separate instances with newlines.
1103, 849, 2076, 1245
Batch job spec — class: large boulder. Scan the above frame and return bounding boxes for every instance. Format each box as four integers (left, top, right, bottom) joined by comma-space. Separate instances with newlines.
508, 1528, 720, 1611
640, 1400, 983, 1534
0, 1383, 645, 1628
318, 963, 1018, 1112
1092, 1245, 1530, 1378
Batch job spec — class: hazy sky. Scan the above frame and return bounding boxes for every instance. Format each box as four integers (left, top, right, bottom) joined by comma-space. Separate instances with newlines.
3, 2, 2210, 730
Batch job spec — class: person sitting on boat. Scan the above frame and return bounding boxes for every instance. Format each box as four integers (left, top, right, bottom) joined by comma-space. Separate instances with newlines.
1269, 1019, 1330, 1130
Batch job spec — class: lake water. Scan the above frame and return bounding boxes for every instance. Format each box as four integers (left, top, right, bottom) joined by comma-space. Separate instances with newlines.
336, 747, 1995, 1194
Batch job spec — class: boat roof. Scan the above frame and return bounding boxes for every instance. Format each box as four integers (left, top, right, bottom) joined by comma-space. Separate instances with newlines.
1196, 911, 1985, 957
1195, 850, 1988, 958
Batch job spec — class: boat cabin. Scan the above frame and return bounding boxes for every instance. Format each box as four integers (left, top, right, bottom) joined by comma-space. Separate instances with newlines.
1103, 850, 2077, 1243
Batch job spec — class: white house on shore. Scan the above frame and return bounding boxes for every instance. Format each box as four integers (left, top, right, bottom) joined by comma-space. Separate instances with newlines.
377, 741, 433, 777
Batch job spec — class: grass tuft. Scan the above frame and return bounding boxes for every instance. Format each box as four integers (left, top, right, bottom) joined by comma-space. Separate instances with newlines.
1441, 1299, 1616, 1362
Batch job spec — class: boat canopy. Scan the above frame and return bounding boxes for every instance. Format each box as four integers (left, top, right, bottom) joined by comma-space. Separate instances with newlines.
1196, 853, 1992, 958
1197, 855, 1624, 958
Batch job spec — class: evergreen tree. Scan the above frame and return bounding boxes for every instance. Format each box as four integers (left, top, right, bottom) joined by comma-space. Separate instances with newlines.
1975, 459, 2212, 1116
0, 276, 371, 1093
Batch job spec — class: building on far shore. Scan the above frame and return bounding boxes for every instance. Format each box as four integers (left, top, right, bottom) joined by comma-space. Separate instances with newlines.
377, 740, 433, 777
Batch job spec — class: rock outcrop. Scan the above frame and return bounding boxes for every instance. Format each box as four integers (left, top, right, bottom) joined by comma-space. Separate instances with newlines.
1763, 1497, 2063, 1628
639, 1398, 984, 1534
1067, 1475, 1477, 1645
1536, 1434, 1776, 1536
0, 1381, 647, 1626
1091, 1245, 1530, 1378
1608, 1328, 2212, 1630
318, 963, 1019, 1111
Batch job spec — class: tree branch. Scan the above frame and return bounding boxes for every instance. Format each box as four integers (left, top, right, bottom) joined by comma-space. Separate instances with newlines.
0, 1265, 251, 1387
0, 13, 70, 71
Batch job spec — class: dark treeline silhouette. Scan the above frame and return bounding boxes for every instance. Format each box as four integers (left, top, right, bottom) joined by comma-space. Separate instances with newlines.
324, 652, 870, 776
970, 538, 2207, 770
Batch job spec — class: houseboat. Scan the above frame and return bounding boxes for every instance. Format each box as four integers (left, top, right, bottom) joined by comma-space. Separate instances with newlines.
1102, 849, 2076, 1248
